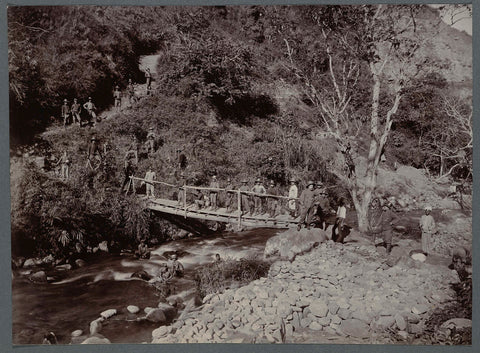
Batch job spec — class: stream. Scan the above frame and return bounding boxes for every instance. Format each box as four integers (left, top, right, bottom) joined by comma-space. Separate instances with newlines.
12, 228, 278, 344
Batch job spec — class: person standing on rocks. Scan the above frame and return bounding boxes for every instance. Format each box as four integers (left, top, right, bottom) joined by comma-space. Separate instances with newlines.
370, 200, 398, 253
83, 97, 97, 126
297, 181, 316, 230
419, 205, 436, 256
252, 178, 266, 215
314, 181, 330, 230
239, 180, 251, 215
332, 198, 347, 242
209, 175, 220, 210
367, 197, 383, 244
167, 254, 184, 277
288, 179, 298, 218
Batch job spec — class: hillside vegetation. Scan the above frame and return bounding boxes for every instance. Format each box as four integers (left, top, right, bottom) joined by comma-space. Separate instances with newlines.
9, 5, 472, 259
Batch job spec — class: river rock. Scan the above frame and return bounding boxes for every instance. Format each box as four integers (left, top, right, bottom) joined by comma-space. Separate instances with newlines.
90, 318, 104, 335
146, 308, 167, 324
394, 313, 407, 331
42, 254, 55, 264
340, 319, 370, 338
152, 326, 170, 339
23, 258, 37, 268
30, 271, 47, 283
411, 253, 426, 262
411, 304, 429, 315
127, 305, 140, 314
56, 264, 72, 271
75, 259, 86, 267
98, 241, 109, 252
375, 316, 395, 330
71, 330, 83, 337
100, 309, 117, 319
81, 336, 111, 344
440, 318, 472, 330
131, 270, 151, 281
310, 300, 329, 318
157, 302, 178, 322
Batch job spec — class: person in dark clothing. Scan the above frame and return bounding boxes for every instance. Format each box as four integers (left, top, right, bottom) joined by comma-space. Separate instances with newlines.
332, 198, 347, 242
239, 180, 251, 215
145, 68, 152, 90
134, 239, 151, 259
121, 159, 136, 194
113, 85, 122, 112
224, 178, 235, 213
71, 98, 81, 125
86, 135, 102, 170
178, 149, 187, 170
342, 143, 356, 178
266, 180, 280, 218
368, 198, 398, 253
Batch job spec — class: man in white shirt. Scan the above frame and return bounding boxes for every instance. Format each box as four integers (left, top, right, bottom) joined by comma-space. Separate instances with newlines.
288, 179, 298, 218
143, 166, 156, 198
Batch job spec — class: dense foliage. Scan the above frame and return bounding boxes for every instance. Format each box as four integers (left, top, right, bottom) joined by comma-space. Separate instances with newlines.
9, 5, 471, 258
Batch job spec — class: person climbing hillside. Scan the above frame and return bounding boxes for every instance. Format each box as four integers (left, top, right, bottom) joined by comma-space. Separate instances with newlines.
113, 85, 122, 112
71, 98, 81, 125
56, 150, 71, 181
297, 181, 316, 230
61, 99, 71, 127
83, 97, 97, 126
419, 205, 436, 256
86, 135, 102, 170
125, 136, 139, 164
146, 127, 156, 155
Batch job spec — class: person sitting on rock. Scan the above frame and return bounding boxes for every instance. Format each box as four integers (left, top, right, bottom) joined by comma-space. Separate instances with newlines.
167, 254, 184, 277
149, 263, 172, 283
134, 239, 150, 259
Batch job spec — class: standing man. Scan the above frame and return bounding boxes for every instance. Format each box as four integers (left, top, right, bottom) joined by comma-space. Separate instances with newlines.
83, 97, 97, 126
145, 68, 152, 91
56, 150, 71, 181
71, 98, 81, 125
266, 180, 279, 218
209, 175, 220, 210
297, 181, 316, 230
177, 173, 186, 206
121, 158, 136, 194
314, 181, 330, 230
419, 205, 436, 256
61, 99, 71, 127
342, 143, 356, 178
143, 165, 156, 198
288, 179, 298, 218
127, 79, 135, 105
368, 197, 383, 245
224, 177, 235, 213
332, 198, 347, 242
146, 127, 156, 155
113, 85, 122, 112
239, 180, 251, 215
251, 178, 266, 216
125, 136, 139, 164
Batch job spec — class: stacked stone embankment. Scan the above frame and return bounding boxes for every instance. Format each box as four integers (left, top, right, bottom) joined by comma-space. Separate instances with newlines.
152, 239, 460, 344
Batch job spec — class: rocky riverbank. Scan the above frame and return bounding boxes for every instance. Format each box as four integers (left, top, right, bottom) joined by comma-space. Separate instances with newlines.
151, 229, 468, 344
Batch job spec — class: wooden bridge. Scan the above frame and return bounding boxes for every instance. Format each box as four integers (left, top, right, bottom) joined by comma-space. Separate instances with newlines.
127, 176, 301, 229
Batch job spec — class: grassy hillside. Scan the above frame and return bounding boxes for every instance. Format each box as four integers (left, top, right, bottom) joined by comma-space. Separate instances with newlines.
10, 5, 472, 259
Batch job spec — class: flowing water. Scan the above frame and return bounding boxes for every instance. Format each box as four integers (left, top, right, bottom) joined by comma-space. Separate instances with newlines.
12, 228, 278, 344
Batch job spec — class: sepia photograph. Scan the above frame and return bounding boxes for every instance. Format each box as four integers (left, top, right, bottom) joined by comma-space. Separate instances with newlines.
8, 2, 473, 347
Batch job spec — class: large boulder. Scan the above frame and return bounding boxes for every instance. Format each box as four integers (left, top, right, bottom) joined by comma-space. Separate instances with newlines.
157, 302, 178, 322
264, 229, 328, 261
30, 271, 47, 283
145, 308, 167, 324
440, 318, 472, 330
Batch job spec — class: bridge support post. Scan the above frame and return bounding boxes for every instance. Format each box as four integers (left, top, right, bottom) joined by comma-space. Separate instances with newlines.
237, 189, 242, 231
183, 186, 187, 219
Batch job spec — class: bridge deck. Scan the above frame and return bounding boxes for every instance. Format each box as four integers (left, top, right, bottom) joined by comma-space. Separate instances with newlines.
143, 197, 300, 229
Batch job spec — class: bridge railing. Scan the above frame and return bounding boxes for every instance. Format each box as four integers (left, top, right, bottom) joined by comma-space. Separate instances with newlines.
128, 176, 299, 224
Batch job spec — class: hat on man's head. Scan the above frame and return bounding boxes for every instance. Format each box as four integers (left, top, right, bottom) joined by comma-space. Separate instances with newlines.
241, 180, 248, 183
316, 181, 323, 186
424, 205, 432, 211
64, 99, 68, 102
307, 180, 315, 187
255, 178, 261, 183
289, 178, 296, 183
270, 180, 275, 185
91, 135, 97, 141
88, 97, 92, 100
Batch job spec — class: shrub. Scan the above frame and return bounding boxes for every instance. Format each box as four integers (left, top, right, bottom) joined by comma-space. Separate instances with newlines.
194, 255, 271, 298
